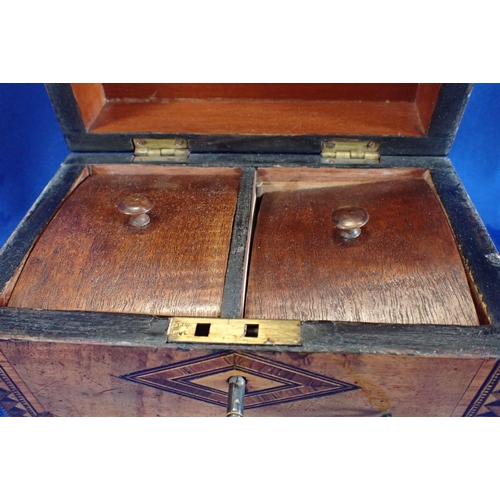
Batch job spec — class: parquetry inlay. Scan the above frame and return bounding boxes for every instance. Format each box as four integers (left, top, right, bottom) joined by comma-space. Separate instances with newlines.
120, 352, 360, 409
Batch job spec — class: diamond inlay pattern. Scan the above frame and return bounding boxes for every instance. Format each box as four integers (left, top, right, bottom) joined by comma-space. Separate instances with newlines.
120, 352, 359, 409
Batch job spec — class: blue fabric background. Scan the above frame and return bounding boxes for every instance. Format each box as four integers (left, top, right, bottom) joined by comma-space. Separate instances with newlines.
0, 84, 498, 417
449, 84, 500, 248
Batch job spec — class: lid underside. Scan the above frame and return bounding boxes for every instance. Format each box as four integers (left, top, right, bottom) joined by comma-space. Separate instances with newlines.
47, 84, 473, 156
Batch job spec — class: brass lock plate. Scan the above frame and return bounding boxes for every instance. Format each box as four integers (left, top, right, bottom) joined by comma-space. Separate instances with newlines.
167, 318, 301, 346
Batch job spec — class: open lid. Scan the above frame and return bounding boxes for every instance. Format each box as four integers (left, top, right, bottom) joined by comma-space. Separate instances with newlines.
46, 84, 472, 156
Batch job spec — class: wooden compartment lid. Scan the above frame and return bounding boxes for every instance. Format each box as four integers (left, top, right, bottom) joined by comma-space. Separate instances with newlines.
245, 168, 479, 326
7, 166, 242, 317
47, 84, 472, 156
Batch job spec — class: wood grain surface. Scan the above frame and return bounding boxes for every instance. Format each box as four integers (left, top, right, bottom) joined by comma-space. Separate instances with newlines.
416, 83, 442, 132
245, 171, 479, 325
100, 84, 422, 101
89, 100, 427, 137
8, 167, 241, 316
0, 163, 90, 306
70, 84, 105, 129
0, 340, 487, 416
66, 84, 442, 137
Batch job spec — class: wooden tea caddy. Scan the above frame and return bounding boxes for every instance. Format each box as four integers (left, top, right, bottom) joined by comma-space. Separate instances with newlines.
1, 83, 500, 417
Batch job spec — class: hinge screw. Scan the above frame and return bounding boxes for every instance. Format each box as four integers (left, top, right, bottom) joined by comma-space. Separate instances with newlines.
136, 139, 146, 146
174, 138, 185, 147
367, 141, 377, 150
325, 140, 336, 148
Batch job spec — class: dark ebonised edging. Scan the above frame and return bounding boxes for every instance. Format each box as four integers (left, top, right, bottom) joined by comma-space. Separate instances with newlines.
1, 308, 500, 358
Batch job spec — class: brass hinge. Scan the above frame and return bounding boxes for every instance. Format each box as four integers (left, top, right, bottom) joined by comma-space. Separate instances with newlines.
321, 139, 380, 163
133, 138, 189, 162
167, 318, 302, 346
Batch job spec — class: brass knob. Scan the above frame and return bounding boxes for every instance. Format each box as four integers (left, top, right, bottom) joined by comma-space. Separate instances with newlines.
332, 206, 369, 240
117, 194, 154, 228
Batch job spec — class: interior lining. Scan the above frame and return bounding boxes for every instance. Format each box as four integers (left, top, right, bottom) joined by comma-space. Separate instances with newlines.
101, 84, 421, 102
70, 84, 442, 137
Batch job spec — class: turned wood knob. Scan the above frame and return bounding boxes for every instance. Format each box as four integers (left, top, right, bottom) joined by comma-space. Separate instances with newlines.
332, 206, 369, 240
117, 194, 154, 228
